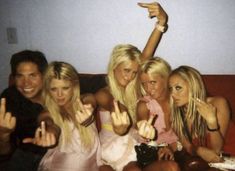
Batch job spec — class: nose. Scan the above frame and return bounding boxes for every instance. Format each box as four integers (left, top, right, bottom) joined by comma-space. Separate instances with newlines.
57, 89, 63, 97
170, 90, 177, 99
125, 73, 133, 81
23, 77, 32, 87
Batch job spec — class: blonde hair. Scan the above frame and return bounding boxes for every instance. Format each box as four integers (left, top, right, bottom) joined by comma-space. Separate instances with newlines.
42, 61, 94, 148
107, 44, 141, 123
140, 57, 171, 95
170, 65, 207, 145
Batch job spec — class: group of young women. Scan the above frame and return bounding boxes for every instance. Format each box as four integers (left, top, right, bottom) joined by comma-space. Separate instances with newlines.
15, 1, 231, 171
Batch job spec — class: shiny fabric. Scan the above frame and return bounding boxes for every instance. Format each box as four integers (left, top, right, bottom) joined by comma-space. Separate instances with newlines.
99, 111, 138, 171
38, 122, 101, 171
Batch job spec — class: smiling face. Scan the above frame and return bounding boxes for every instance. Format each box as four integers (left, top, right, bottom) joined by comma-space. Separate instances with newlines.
114, 60, 139, 87
140, 72, 168, 100
15, 62, 43, 102
49, 78, 73, 108
169, 74, 190, 107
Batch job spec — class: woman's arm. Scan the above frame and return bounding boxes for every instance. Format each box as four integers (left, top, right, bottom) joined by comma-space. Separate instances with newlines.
206, 97, 230, 153
138, 2, 168, 62
136, 100, 150, 121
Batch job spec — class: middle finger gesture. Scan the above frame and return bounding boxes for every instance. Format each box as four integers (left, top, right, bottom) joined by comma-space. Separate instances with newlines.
111, 100, 130, 135
75, 99, 94, 126
137, 115, 156, 140
23, 121, 56, 147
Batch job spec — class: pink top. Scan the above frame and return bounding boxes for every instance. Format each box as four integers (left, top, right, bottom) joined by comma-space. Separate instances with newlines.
141, 96, 178, 144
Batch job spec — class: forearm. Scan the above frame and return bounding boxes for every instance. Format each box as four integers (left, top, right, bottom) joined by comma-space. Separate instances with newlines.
0, 133, 12, 155
140, 27, 164, 62
207, 123, 224, 153
139, 2, 168, 62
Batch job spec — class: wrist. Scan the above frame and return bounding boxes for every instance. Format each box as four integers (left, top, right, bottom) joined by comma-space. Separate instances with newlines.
158, 19, 167, 26
0, 133, 11, 142
155, 22, 168, 33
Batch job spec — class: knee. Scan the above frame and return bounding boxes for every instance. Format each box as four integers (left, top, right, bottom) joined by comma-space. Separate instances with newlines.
99, 165, 115, 171
123, 162, 141, 171
166, 161, 180, 171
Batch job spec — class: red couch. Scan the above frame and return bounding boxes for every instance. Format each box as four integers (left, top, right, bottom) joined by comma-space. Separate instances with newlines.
79, 73, 235, 156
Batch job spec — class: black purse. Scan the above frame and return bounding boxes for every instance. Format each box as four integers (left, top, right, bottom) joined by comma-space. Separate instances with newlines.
134, 143, 158, 168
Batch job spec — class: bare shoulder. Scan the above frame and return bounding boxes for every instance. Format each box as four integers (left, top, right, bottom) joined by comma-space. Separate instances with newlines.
207, 96, 230, 118
81, 93, 96, 108
207, 96, 229, 108
95, 87, 113, 109
137, 100, 149, 121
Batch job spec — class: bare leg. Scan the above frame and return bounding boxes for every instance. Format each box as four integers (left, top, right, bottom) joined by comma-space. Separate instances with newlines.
123, 161, 141, 171
143, 160, 180, 171
99, 165, 115, 171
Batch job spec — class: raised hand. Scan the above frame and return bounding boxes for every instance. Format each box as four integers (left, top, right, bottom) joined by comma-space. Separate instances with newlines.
137, 115, 156, 140
0, 98, 16, 137
138, 2, 167, 25
111, 100, 130, 135
23, 121, 56, 147
158, 146, 174, 160
75, 99, 94, 126
194, 98, 217, 125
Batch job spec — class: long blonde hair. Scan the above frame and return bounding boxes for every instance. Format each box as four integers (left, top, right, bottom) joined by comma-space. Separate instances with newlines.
170, 66, 207, 145
107, 44, 141, 123
42, 61, 94, 148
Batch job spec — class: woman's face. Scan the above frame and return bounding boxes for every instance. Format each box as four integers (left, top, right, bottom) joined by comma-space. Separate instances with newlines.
169, 74, 189, 107
140, 72, 168, 100
114, 60, 139, 87
49, 78, 74, 108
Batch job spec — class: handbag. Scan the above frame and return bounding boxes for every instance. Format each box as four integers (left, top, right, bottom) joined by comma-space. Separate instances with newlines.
134, 143, 158, 168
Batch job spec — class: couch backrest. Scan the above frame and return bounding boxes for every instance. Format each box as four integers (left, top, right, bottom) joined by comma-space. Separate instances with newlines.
8, 73, 235, 121
78, 74, 235, 121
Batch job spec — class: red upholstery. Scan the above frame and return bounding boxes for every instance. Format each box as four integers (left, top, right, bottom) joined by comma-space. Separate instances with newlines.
202, 75, 235, 121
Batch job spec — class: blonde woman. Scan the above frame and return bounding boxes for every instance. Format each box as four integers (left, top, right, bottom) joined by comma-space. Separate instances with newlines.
36, 61, 101, 171
95, 2, 180, 171
135, 57, 180, 171
169, 66, 230, 164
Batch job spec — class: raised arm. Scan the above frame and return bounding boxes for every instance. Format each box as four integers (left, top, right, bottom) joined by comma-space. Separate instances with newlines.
206, 97, 230, 152
138, 2, 168, 62
194, 97, 230, 162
